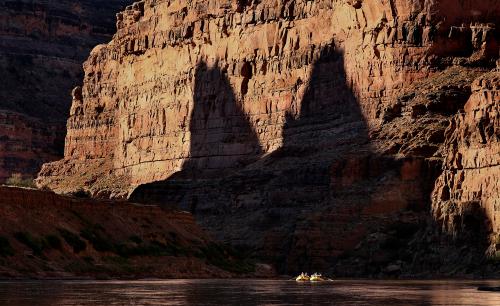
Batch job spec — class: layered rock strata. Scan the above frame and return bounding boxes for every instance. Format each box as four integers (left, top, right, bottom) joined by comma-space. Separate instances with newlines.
432, 68, 500, 256
37, 0, 500, 273
0, 0, 133, 182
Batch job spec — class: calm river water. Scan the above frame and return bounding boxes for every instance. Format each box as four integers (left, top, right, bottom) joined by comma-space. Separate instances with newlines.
1, 279, 500, 305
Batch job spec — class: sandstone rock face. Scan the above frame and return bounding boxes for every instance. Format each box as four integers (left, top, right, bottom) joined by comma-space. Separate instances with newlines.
37, 0, 500, 273
36, 0, 500, 192
432, 68, 500, 256
0, 0, 133, 182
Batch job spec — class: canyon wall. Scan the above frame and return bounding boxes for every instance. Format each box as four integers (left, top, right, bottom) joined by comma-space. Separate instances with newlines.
432, 67, 500, 257
37, 0, 499, 274
0, 0, 133, 182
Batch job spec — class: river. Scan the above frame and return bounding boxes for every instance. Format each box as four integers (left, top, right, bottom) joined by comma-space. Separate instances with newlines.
1, 279, 500, 305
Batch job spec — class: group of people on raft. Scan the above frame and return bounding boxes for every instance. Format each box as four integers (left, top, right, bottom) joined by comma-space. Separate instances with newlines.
295, 272, 326, 282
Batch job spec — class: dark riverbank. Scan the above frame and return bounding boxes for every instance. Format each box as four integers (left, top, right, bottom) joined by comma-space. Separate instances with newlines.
0, 187, 275, 279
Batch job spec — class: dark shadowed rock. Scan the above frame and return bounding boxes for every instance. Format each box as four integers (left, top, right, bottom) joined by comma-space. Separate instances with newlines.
0, 0, 134, 182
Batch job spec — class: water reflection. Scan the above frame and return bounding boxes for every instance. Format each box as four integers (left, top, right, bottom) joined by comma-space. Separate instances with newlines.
1, 280, 500, 306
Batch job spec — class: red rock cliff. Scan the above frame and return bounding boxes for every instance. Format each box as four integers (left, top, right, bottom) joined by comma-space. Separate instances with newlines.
433, 67, 500, 256
36, 0, 499, 274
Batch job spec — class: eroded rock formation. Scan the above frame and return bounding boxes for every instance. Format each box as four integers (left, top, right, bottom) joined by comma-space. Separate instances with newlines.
0, 0, 133, 182
433, 67, 500, 257
37, 0, 499, 274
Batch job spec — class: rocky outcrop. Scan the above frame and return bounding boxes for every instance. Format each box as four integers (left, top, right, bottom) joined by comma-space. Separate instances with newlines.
37, 0, 499, 274
0, 0, 134, 182
432, 67, 500, 257
335, 66, 500, 278
0, 186, 268, 278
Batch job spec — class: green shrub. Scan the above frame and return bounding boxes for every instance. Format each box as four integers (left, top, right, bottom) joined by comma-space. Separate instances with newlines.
115, 239, 189, 258
5, 173, 35, 188
72, 190, 91, 199
104, 256, 129, 266
64, 260, 94, 273
14, 232, 43, 256
0, 236, 14, 257
80, 225, 114, 252
103, 256, 134, 273
199, 243, 255, 274
129, 235, 143, 244
57, 228, 86, 253
44, 235, 62, 250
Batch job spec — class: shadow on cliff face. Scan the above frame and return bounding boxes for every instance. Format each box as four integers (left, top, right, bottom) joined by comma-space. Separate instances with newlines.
181, 61, 263, 178
263, 44, 422, 274
130, 61, 262, 208
131, 43, 442, 275
272, 44, 369, 272
414, 200, 497, 276
280, 43, 367, 154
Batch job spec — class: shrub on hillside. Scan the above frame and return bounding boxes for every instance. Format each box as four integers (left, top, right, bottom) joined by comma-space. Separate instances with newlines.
0, 236, 14, 257
14, 232, 43, 256
44, 235, 63, 250
57, 228, 87, 253
5, 173, 35, 188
